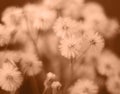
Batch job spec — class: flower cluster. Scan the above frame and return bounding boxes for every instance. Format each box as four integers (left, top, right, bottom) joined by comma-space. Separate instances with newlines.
0, 0, 119, 94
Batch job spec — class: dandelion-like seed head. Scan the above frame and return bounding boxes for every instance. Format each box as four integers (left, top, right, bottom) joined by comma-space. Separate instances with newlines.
59, 36, 83, 59
85, 31, 104, 55
20, 53, 43, 76
53, 17, 80, 38
0, 63, 23, 92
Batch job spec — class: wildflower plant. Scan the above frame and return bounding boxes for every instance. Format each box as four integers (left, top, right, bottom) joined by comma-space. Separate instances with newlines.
0, 0, 119, 94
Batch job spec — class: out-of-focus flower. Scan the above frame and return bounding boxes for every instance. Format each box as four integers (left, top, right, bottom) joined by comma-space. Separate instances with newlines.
42, 0, 63, 9
102, 18, 119, 38
81, 2, 108, 32
85, 31, 104, 55
46, 72, 56, 80
69, 79, 98, 94
59, 36, 84, 59
0, 63, 23, 92
51, 81, 62, 89
61, 0, 85, 19
1, 6, 27, 33
0, 24, 11, 47
97, 50, 120, 77
23, 4, 57, 31
20, 52, 42, 76
82, 2, 106, 22
53, 17, 80, 38
2, 6, 23, 26
106, 76, 120, 94
0, 51, 21, 64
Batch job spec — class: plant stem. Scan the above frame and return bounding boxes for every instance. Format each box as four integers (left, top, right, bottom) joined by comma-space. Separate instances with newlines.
70, 57, 74, 84
10, 91, 15, 94
42, 88, 47, 94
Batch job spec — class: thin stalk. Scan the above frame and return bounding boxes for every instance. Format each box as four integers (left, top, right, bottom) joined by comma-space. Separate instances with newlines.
30, 76, 40, 94
23, 12, 40, 56
70, 57, 74, 83
10, 91, 15, 94
42, 87, 47, 94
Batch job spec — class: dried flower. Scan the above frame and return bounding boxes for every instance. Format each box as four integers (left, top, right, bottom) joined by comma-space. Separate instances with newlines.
61, 0, 85, 19
44, 72, 56, 89
42, 0, 63, 9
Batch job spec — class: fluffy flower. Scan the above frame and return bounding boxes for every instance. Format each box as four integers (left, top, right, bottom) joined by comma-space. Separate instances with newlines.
20, 52, 43, 76
59, 36, 84, 59
23, 4, 57, 31
0, 63, 23, 92
69, 79, 98, 94
61, 0, 85, 19
44, 72, 56, 89
97, 50, 120, 77
102, 18, 119, 38
0, 24, 12, 47
85, 31, 104, 55
2, 6, 23, 25
81, 2, 108, 32
53, 17, 80, 38
106, 76, 120, 94
42, 0, 63, 9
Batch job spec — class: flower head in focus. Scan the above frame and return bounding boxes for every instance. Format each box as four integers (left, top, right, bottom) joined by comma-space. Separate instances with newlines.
69, 79, 98, 94
44, 72, 56, 89
85, 31, 104, 55
59, 36, 84, 59
2, 6, 23, 27
102, 18, 119, 38
61, 0, 85, 19
0, 63, 23, 92
53, 17, 80, 38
